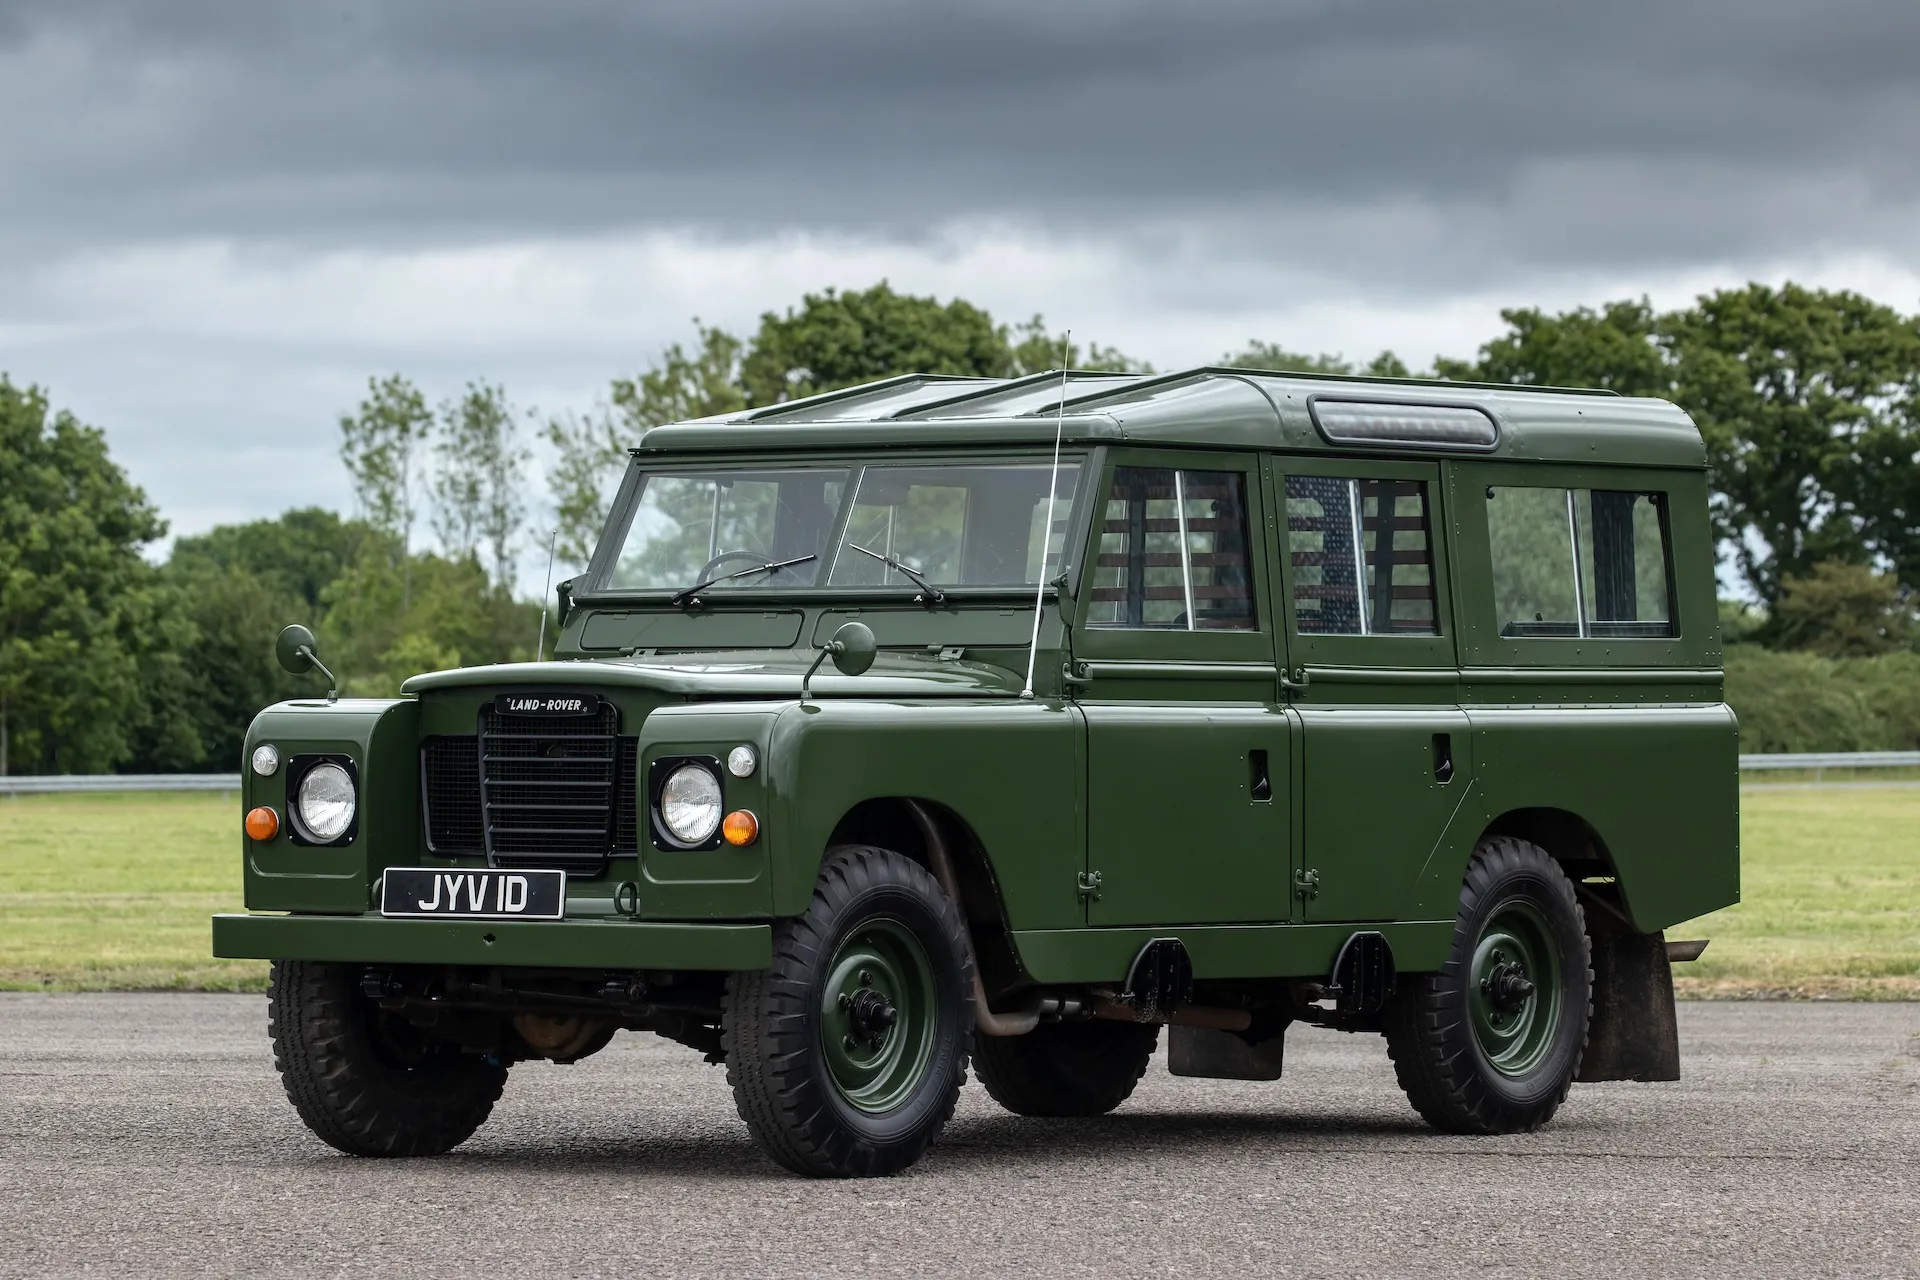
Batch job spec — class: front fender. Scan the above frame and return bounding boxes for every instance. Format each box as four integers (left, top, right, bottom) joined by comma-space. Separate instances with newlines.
765, 698, 1085, 930
242, 698, 418, 913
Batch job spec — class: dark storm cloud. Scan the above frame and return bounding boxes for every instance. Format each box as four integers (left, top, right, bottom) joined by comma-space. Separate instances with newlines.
5, 0, 1920, 281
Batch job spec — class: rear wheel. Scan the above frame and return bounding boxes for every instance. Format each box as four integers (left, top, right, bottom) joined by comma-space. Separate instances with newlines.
722, 846, 972, 1177
1384, 836, 1592, 1134
268, 960, 507, 1156
974, 1020, 1160, 1117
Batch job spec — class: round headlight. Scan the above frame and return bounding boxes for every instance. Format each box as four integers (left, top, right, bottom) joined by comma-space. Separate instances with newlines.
726, 744, 757, 778
296, 762, 356, 842
660, 764, 722, 846
251, 744, 280, 777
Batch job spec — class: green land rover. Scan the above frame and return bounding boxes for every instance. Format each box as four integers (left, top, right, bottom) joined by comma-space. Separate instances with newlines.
214, 367, 1737, 1177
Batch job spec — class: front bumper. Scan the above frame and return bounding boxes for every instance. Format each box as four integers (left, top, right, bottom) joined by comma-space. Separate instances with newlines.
212, 913, 772, 972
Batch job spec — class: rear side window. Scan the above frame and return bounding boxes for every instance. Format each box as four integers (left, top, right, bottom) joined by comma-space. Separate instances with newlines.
1284, 476, 1438, 636
1487, 487, 1673, 638
1088, 467, 1256, 630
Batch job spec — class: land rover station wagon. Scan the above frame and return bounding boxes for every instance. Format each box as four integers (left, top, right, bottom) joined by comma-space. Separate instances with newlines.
214, 367, 1738, 1177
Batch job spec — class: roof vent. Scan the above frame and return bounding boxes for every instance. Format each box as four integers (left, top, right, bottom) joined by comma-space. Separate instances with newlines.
1309, 399, 1499, 451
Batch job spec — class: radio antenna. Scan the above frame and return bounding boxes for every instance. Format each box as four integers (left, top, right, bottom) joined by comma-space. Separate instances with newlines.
1020, 333, 1071, 700
534, 527, 558, 662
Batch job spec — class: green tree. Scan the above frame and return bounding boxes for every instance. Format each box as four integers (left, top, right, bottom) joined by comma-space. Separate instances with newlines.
1768, 560, 1914, 657
339, 374, 432, 607
1668, 284, 1920, 606
159, 509, 375, 767
739, 282, 1009, 405
0, 377, 199, 774
543, 407, 627, 570
612, 324, 749, 429
432, 381, 529, 589
1433, 300, 1669, 395
1006, 316, 1153, 377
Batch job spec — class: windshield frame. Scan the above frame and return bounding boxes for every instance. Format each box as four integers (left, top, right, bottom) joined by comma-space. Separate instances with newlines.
579, 449, 1095, 604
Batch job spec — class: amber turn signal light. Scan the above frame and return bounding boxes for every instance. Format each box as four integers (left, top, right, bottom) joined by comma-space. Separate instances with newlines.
721, 809, 759, 846
244, 807, 279, 841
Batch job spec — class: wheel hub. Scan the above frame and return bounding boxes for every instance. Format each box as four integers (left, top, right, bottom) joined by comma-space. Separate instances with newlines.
820, 923, 938, 1114
839, 973, 899, 1049
1481, 954, 1536, 1015
1468, 904, 1564, 1077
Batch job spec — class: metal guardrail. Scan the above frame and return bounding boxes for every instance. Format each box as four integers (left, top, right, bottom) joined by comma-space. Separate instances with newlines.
0, 773, 241, 794
1, 752, 1916, 794
1737, 751, 1920, 771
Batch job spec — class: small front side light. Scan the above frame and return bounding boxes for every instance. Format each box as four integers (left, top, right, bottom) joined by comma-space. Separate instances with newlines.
726, 744, 757, 778
722, 809, 759, 846
251, 744, 280, 777
245, 807, 280, 841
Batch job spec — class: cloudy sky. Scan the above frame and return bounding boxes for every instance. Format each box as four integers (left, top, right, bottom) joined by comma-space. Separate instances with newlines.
5, 0, 1920, 579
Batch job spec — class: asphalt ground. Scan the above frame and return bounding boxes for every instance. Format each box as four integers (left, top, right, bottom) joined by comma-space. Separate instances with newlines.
1, 996, 1915, 1278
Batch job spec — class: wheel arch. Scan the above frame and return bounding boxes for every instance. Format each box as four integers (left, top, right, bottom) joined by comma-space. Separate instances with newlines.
1478, 806, 1635, 935
824, 796, 1027, 997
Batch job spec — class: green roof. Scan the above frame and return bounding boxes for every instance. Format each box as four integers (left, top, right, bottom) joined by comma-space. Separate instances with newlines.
636, 367, 1704, 468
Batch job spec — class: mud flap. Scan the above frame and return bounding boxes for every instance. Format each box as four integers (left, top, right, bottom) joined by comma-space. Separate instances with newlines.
1577, 928, 1681, 1082
1168, 1025, 1287, 1081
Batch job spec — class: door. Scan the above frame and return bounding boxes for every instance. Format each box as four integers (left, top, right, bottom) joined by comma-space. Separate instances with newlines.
1271, 457, 1472, 924
1074, 452, 1294, 926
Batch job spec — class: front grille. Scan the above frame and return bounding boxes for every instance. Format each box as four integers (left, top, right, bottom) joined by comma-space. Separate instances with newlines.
421, 713, 638, 872
422, 736, 483, 853
480, 701, 619, 872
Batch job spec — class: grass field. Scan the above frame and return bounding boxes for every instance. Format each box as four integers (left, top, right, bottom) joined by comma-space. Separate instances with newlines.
1, 788, 1914, 996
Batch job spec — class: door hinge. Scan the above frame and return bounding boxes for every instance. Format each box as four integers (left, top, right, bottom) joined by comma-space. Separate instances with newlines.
1077, 870, 1104, 902
1294, 867, 1321, 900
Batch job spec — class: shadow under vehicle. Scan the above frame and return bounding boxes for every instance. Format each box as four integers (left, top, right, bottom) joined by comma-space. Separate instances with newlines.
215, 366, 1736, 1176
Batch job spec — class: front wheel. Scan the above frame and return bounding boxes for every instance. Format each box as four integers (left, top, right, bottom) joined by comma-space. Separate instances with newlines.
268, 960, 508, 1156
722, 846, 973, 1177
1384, 836, 1592, 1134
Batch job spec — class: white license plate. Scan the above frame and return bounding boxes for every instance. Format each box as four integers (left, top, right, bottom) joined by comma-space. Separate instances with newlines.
380, 867, 566, 920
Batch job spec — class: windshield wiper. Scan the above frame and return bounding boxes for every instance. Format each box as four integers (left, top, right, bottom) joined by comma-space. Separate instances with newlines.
669, 553, 817, 607
846, 543, 946, 605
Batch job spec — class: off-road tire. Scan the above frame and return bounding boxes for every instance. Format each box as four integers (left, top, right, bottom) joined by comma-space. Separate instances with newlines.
268, 959, 508, 1156
722, 845, 973, 1177
973, 1019, 1160, 1117
1384, 836, 1592, 1134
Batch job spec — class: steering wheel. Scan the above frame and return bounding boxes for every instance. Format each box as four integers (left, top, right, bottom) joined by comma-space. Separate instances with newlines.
695, 549, 771, 581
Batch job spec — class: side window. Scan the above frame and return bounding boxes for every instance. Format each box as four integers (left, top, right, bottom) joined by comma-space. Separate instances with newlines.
1488, 487, 1673, 638
1088, 467, 1255, 631
1284, 475, 1438, 636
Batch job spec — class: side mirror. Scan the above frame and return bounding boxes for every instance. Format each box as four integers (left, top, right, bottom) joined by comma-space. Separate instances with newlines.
275, 624, 318, 674
801, 621, 877, 703
828, 621, 877, 677
275, 624, 338, 702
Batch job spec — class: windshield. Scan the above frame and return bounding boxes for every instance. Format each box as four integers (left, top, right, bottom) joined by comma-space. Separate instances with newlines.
605, 468, 849, 591
600, 460, 1081, 594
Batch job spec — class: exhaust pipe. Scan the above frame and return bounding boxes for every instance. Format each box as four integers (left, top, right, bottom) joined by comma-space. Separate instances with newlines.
905, 799, 1042, 1037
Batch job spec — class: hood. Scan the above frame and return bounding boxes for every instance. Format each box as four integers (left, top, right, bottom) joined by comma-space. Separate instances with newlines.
398, 648, 1025, 699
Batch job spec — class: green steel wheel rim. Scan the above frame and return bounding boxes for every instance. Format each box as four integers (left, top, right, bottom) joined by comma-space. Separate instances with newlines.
1468, 899, 1564, 1078
819, 917, 938, 1114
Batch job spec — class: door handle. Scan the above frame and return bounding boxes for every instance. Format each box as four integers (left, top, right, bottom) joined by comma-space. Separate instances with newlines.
1432, 733, 1454, 784
1249, 749, 1272, 802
